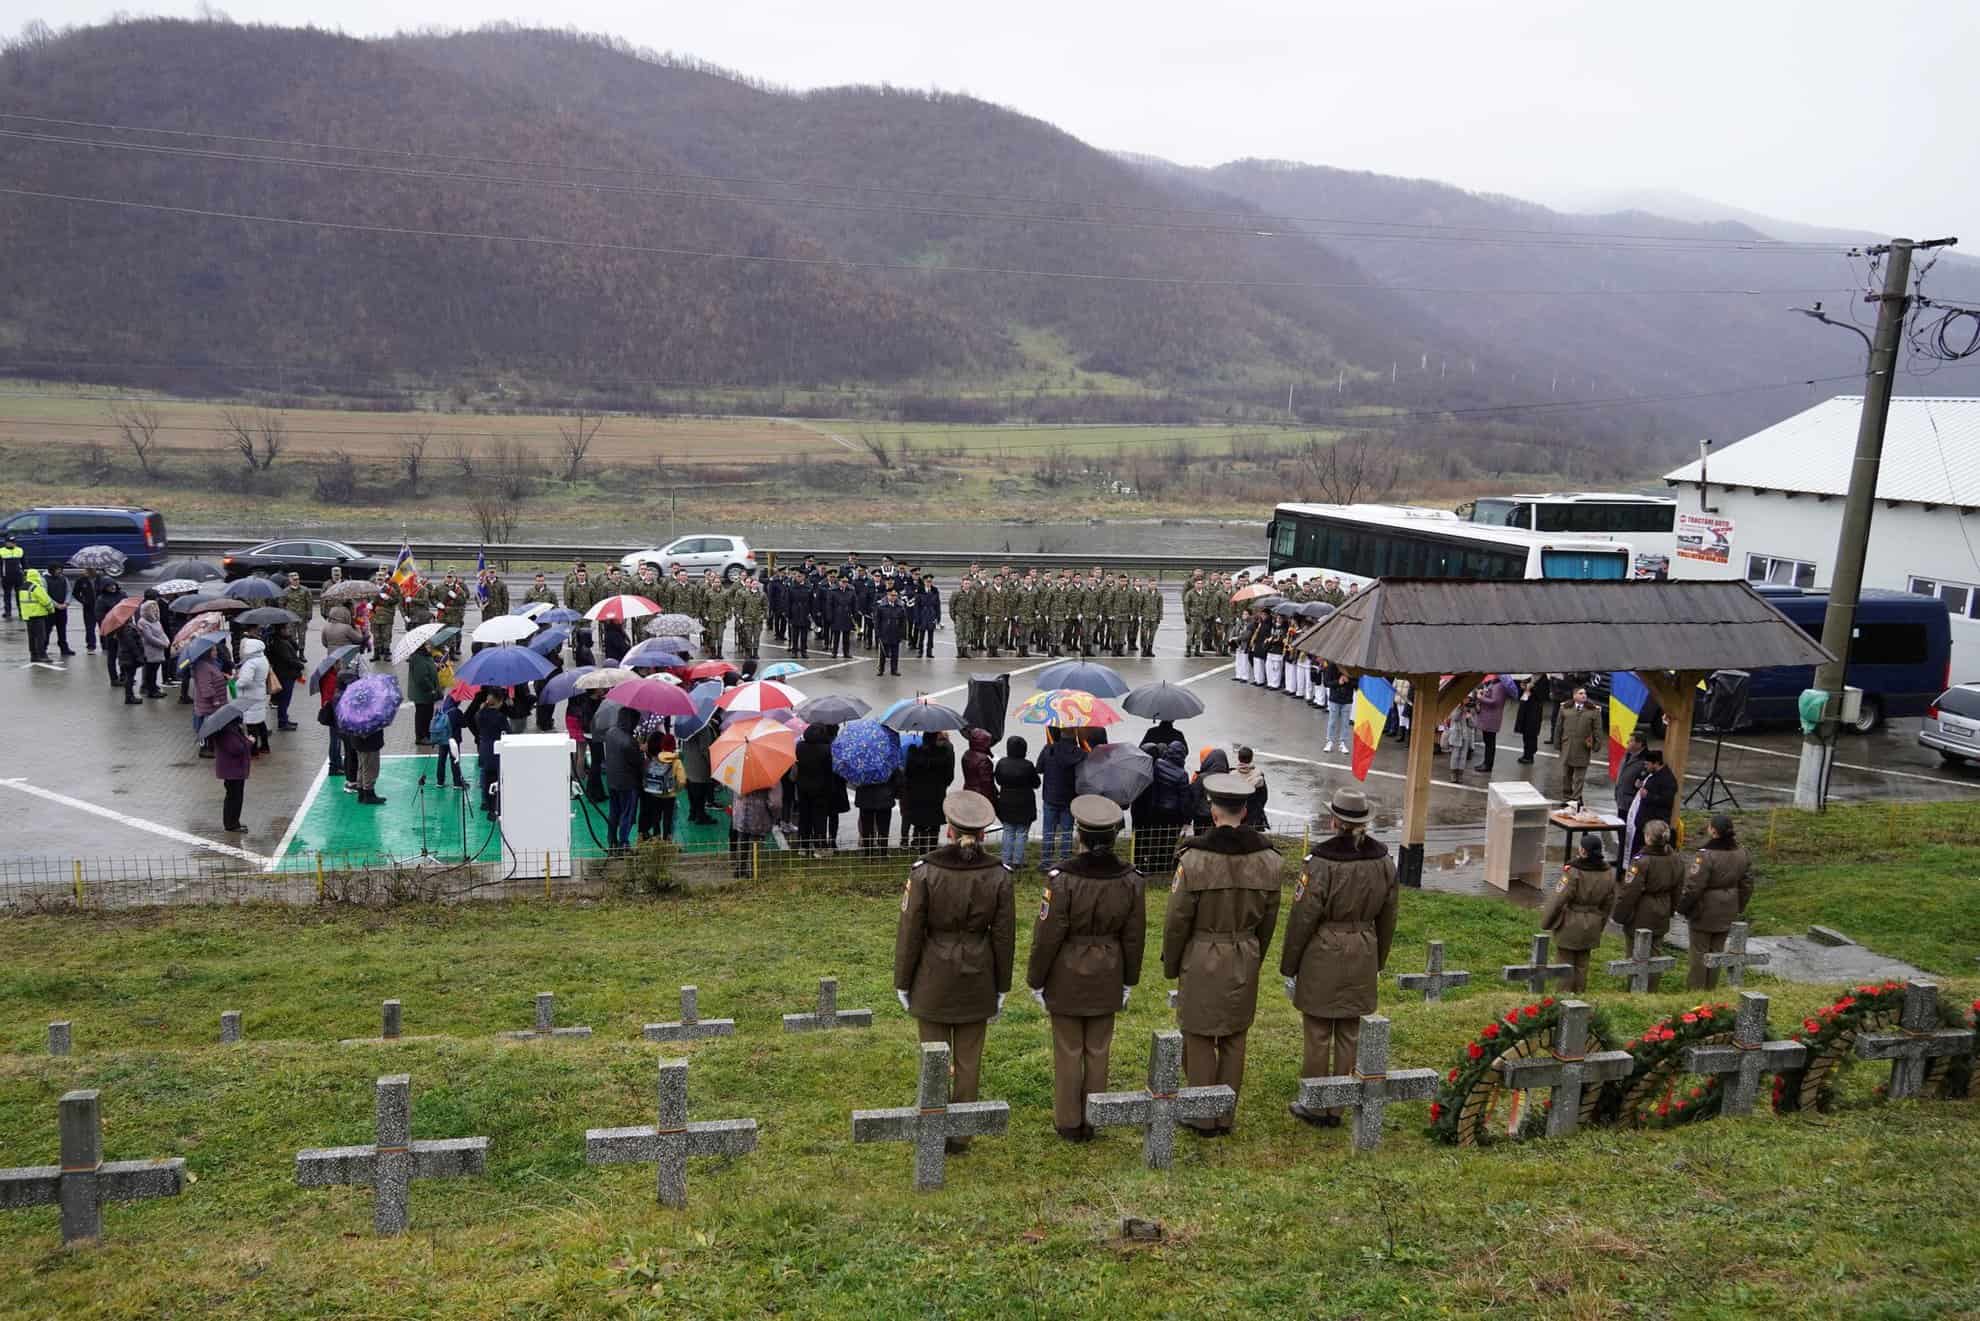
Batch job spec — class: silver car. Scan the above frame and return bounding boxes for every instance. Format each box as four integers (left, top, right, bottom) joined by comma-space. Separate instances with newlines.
619, 534, 756, 582
1919, 682, 1980, 768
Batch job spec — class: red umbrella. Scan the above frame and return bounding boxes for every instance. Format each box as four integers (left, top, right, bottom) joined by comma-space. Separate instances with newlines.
447, 681, 480, 704
584, 594, 662, 624
715, 679, 806, 714
684, 660, 739, 682
98, 597, 142, 636
604, 677, 697, 719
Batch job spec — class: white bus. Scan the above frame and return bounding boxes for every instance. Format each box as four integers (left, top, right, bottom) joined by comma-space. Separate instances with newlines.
1265, 503, 1633, 586
1458, 491, 1678, 579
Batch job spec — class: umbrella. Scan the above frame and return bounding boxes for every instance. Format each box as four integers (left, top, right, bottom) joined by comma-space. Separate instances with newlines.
392, 621, 448, 664
1296, 601, 1336, 621
447, 681, 480, 704
1231, 582, 1279, 603
674, 680, 724, 740
152, 578, 201, 596
336, 673, 402, 735
194, 578, 231, 597
831, 719, 903, 785
1016, 689, 1122, 727
527, 626, 572, 656
1271, 601, 1303, 617
473, 615, 537, 644
307, 645, 358, 695
66, 545, 128, 573
225, 576, 283, 602
98, 597, 142, 636
575, 666, 639, 692
177, 632, 228, 666
538, 607, 582, 625
796, 693, 871, 724
236, 606, 301, 628
1120, 680, 1206, 721
512, 601, 552, 619
883, 697, 967, 734
585, 593, 661, 623
622, 638, 691, 668
321, 579, 373, 602
1033, 660, 1129, 698
716, 680, 806, 714
684, 660, 739, 682
644, 612, 697, 638
539, 667, 597, 706
759, 708, 807, 732
454, 645, 553, 687
710, 716, 799, 794
171, 612, 227, 648
636, 713, 669, 740
589, 699, 629, 738
195, 700, 251, 741
1075, 742, 1155, 806
605, 678, 697, 719
759, 661, 807, 680
154, 557, 224, 582
171, 595, 247, 615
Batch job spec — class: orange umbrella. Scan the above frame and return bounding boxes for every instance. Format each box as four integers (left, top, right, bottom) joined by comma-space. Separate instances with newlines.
710, 715, 798, 794
98, 597, 142, 635
1231, 582, 1279, 603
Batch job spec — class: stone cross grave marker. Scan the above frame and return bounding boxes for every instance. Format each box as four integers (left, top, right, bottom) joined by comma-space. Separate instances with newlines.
644, 986, 737, 1043
1085, 1030, 1235, 1168
783, 977, 874, 1032
220, 1011, 242, 1044
852, 1042, 1008, 1190
586, 1057, 757, 1208
1295, 1014, 1440, 1152
295, 1074, 490, 1236
1854, 980, 1976, 1100
0, 1090, 185, 1246
500, 992, 593, 1041
1680, 991, 1807, 1116
1501, 934, 1574, 996
1606, 929, 1677, 994
1397, 940, 1471, 1002
1498, 1000, 1634, 1138
1704, 922, 1770, 987
381, 999, 401, 1039
48, 1021, 71, 1056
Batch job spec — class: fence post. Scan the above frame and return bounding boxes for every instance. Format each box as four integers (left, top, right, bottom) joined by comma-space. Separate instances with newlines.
72, 859, 83, 909
545, 854, 553, 900
314, 853, 325, 901
1766, 808, 1777, 857
752, 841, 760, 880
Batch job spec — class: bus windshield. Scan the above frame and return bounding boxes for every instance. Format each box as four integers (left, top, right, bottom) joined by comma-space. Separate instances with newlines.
1469, 498, 1521, 528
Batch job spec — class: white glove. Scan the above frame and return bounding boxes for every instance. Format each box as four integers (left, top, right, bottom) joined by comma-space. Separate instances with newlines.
896, 989, 910, 1013
1029, 987, 1046, 1008
996, 992, 1007, 1013
1284, 976, 1297, 1001
1120, 986, 1132, 1009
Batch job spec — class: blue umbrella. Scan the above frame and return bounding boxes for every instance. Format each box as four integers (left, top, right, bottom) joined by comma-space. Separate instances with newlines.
760, 661, 807, 680
224, 576, 283, 602
538, 607, 582, 625
832, 719, 903, 786
455, 645, 553, 687
1034, 660, 1130, 698
539, 666, 596, 706
623, 637, 690, 668
177, 632, 228, 665
673, 679, 724, 740
527, 626, 572, 656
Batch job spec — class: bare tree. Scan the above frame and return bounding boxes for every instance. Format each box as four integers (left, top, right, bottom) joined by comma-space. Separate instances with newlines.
105, 401, 164, 477
397, 430, 431, 497
487, 438, 538, 501
444, 436, 477, 480
856, 431, 893, 470
219, 407, 287, 471
314, 450, 359, 504
1296, 431, 1407, 505
467, 484, 521, 544
555, 408, 604, 483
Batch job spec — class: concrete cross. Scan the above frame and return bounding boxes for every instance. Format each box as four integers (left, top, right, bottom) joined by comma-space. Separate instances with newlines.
782, 977, 874, 1032
852, 1042, 1009, 1190
1854, 980, 1977, 1100
1704, 922, 1770, 987
1501, 934, 1574, 996
500, 992, 593, 1041
1085, 1030, 1235, 1168
1681, 992, 1807, 1116
1295, 1014, 1440, 1151
0, 1090, 185, 1245
1606, 929, 1677, 993
220, 1011, 242, 1044
1498, 1000, 1634, 1138
48, 1021, 71, 1056
586, 1057, 757, 1208
295, 1074, 490, 1236
644, 986, 737, 1043
1397, 940, 1472, 1002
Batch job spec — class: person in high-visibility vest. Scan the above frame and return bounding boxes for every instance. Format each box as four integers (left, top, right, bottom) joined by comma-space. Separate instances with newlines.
0, 534, 24, 620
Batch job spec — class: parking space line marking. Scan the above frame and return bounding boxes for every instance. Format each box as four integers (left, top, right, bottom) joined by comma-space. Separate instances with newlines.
0, 776, 270, 866
926, 658, 1056, 701
1252, 750, 1492, 795
1710, 737, 1976, 789
265, 759, 328, 872
1178, 662, 1235, 686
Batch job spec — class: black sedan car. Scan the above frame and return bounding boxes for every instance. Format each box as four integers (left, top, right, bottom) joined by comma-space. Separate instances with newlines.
222, 538, 391, 587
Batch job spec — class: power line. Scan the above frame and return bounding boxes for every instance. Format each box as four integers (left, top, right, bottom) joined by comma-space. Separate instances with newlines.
0, 186, 1861, 299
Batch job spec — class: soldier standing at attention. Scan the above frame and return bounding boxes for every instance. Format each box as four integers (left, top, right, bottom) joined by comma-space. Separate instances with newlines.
894, 790, 1016, 1151
1611, 819, 1683, 992
1542, 835, 1617, 992
1678, 813, 1753, 989
1027, 795, 1145, 1143
279, 570, 314, 657
522, 572, 557, 608
1282, 788, 1397, 1128
1138, 575, 1162, 657
436, 571, 470, 658
368, 570, 398, 661
1162, 771, 1282, 1138
1553, 686, 1603, 803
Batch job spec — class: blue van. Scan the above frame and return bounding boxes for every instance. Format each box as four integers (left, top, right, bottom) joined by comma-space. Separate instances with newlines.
0, 506, 170, 572
1748, 587, 1952, 731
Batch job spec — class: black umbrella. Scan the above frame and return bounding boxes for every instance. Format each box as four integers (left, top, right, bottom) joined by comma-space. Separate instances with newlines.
226, 576, 283, 602
1296, 601, 1336, 621
589, 698, 630, 738
1121, 680, 1206, 721
1075, 743, 1155, 806
170, 595, 247, 615
796, 693, 871, 724
155, 558, 224, 582
882, 697, 966, 734
236, 606, 301, 627
196, 700, 251, 741
307, 644, 358, 695
1271, 601, 1302, 617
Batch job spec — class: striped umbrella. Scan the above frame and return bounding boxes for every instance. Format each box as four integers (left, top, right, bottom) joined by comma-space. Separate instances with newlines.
584, 594, 661, 623
710, 716, 799, 794
715, 679, 806, 714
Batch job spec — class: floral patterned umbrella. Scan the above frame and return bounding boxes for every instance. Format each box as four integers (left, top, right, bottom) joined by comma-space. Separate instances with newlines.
1016, 688, 1122, 727
831, 719, 903, 786
170, 611, 227, 647
335, 673, 403, 735
644, 612, 697, 638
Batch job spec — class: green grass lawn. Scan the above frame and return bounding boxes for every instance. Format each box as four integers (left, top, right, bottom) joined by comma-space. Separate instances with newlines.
2, 853, 1976, 1318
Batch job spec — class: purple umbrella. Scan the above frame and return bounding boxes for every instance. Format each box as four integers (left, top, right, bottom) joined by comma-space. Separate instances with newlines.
539, 666, 596, 707
335, 673, 403, 735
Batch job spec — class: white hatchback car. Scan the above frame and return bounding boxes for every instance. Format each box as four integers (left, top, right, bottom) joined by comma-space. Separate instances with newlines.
620, 534, 756, 582
1919, 682, 1980, 768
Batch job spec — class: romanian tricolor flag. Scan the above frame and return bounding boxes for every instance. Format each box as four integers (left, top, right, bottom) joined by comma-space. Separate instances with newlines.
1350, 675, 1394, 781
390, 539, 423, 599
1608, 671, 1650, 777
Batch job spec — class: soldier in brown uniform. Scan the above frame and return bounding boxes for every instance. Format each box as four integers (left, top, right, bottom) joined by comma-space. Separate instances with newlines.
1026, 795, 1146, 1142
1281, 788, 1398, 1127
1611, 819, 1683, 991
1553, 686, 1604, 803
1677, 813, 1753, 989
1543, 835, 1618, 992
894, 790, 1017, 1150
1161, 771, 1282, 1137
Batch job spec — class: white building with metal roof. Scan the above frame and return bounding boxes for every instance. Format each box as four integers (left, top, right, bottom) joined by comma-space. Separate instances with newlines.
1663, 394, 1980, 680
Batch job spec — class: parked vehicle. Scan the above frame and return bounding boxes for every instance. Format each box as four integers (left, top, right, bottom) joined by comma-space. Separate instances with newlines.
0, 506, 168, 571
618, 534, 755, 581
222, 538, 391, 586
1920, 682, 1980, 768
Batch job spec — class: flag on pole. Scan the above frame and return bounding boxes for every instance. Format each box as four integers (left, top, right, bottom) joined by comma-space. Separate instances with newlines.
475, 545, 488, 604
1608, 671, 1650, 777
1349, 675, 1394, 781
390, 539, 423, 600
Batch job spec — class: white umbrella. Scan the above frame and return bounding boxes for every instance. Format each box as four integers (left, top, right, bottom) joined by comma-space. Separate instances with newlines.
391, 621, 447, 664
574, 667, 640, 692
472, 615, 537, 644
514, 601, 552, 620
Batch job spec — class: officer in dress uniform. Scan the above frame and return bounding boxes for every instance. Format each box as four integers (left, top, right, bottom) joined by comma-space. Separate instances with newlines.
1026, 795, 1146, 1142
1162, 771, 1282, 1137
894, 790, 1016, 1152
1543, 834, 1618, 992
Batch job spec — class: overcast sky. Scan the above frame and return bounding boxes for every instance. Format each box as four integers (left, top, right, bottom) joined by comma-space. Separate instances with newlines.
22, 0, 1978, 236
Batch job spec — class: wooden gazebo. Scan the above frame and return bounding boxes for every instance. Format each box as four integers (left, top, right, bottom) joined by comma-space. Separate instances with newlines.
1288, 580, 1834, 887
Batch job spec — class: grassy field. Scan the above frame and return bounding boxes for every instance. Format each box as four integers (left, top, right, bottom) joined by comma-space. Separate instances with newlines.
2, 810, 1976, 1318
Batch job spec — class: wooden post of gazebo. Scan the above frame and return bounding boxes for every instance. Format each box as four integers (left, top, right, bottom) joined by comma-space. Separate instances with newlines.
1396, 672, 1484, 889
1636, 669, 1711, 827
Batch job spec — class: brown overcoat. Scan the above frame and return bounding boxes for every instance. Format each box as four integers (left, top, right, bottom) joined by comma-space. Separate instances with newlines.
1612, 848, 1685, 940
1280, 833, 1398, 1018
1555, 702, 1604, 769
1160, 826, 1281, 1037
1677, 841, 1753, 933
1543, 859, 1618, 951
1025, 850, 1146, 1017
894, 845, 1016, 1024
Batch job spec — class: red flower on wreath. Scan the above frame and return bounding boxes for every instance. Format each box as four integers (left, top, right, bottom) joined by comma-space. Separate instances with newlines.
1429, 1102, 1444, 1122
1467, 1042, 1484, 1060
1656, 1100, 1671, 1118
1542, 996, 1555, 1007
1804, 1018, 1822, 1033
1698, 1007, 1715, 1020
1448, 1068, 1460, 1083
1522, 1005, 1540, 1019
1673, 1100, 1686, 1112
1624, 1039, 1639, 1051
1505, 1011, 1520, 1026
1658, 1027, 1676, 1042
1689, 1086, 1704, 1099
1482, 1023, 1501, 1040
1682, 1012, 1698, 1025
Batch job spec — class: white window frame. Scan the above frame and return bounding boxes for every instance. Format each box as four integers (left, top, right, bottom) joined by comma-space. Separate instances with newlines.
1747, 553, 1817, 589
1909, 574, 1980, 619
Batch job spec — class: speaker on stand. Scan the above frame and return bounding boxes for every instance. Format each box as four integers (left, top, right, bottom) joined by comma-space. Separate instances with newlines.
1684, 670, 1749, 812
